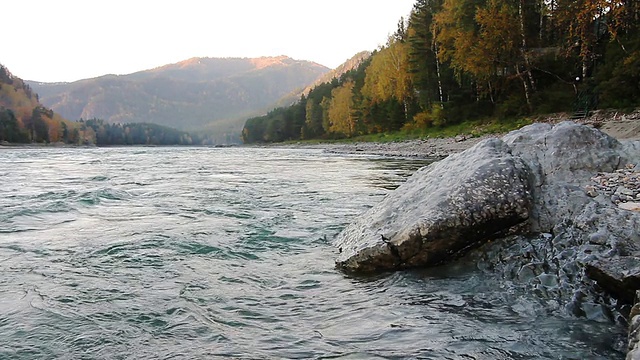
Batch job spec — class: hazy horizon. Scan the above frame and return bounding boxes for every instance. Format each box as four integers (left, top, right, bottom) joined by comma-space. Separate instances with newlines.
3, 0, 415, 83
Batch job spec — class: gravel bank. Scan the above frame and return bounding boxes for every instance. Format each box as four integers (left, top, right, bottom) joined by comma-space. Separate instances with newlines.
320, 134, 495, 158
317, 110, 640, 158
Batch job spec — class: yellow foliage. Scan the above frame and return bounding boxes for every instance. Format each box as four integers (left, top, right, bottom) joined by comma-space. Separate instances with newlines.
0, 84, 38, 109
328, 81, 356, 136
14, 106, 32, 127
362, 40, 413, 104
404, 104, 445, 131
436, 0, 519, 80
43, 116, 62, 143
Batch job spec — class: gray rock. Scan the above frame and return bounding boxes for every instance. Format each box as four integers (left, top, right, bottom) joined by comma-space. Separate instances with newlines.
334, 121, 640, 357
619, 187, 637, 196
503, 121, 627, 232
585, 185, 598, 197
585, 257, 640, 304
629, 291, 640, 360
335, 138, 532, 272
503, 122, 625, 183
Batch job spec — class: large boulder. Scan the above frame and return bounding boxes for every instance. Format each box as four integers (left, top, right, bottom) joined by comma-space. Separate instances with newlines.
334, 121, 640, 358
502, 121, 633, 232
335, 138, 532, 272
335, 122, 640, 275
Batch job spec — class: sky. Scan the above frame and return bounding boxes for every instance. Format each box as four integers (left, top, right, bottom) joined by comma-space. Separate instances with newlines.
3, 0, 416, 83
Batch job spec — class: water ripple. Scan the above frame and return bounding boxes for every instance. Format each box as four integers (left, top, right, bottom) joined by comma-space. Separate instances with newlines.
0, 147, 626, 359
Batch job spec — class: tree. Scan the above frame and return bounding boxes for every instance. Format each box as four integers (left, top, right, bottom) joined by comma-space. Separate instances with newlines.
328, 81, 357, 136
435, 0, 540, 111
0, 107, 27, 143
555, 0, 632, 79
23, 106, 51, 143
408, 0, 447, 109
362, 38, 414, 123
304, 98, 324, 138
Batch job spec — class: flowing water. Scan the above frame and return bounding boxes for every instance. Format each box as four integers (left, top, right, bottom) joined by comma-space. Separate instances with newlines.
0, 147, 626, 359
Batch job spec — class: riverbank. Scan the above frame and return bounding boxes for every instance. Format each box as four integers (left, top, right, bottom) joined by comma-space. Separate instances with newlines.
332, 121, 640, 358
307, 109, 640, 158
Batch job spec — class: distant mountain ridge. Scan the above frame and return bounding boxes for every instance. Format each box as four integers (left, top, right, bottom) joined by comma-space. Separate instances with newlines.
301, 51, 371, 95
273, 51, 372, 107
29, 56, 329, 142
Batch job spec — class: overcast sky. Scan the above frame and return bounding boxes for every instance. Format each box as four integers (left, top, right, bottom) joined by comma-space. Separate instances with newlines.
3, 0, 416, 83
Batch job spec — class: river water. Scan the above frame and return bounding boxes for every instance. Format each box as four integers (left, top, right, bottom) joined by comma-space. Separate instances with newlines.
0, 147, 626, 359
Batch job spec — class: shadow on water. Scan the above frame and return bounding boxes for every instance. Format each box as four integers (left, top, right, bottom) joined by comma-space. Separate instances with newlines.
353, 157, 434, 190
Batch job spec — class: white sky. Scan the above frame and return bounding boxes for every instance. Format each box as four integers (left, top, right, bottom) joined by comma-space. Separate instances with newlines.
2, 0, 416, 83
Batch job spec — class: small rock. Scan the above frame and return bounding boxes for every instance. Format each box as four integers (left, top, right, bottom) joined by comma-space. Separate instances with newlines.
588, 230, 609, 245
620, 202, 640, 212
617, 186, 636, 196
585, 185, 598, 197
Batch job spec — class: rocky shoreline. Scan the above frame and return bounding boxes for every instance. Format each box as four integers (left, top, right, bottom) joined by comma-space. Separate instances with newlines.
331, 120, 640, 359
321, 134, 492, 159
318, 109, 640, 159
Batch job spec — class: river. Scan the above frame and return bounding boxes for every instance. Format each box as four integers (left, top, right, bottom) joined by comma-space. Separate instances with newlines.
0, 147, 625, 359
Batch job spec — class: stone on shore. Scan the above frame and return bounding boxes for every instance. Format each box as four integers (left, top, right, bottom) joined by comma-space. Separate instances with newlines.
621, 202, 640, 212
336, 121, 638, 273
332, 120, 640, 358
335, 138, 532, 272
629, 291, 640, 360
585, 257, 640, 304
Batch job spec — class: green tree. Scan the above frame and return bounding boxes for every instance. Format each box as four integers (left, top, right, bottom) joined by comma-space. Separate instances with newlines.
304, 98, 324, 138
0, 107, 27, 143
408, 0, 447, 109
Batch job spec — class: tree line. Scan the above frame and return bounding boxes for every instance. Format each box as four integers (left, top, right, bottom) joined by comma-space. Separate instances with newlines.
82, 119, 198, 146
242, 0, 640, 143
0, 108, 202, 146
1, 64, 207, 146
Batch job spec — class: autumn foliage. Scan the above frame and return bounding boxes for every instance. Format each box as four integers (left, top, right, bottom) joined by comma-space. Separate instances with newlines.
0, 65, 94, 144
242, 0, 640, 143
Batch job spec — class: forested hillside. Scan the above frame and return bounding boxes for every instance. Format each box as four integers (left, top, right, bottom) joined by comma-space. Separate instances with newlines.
243, 0, 640, 143
1, 65, 203, 146
272, 51, 372, 109
30, 56, 329, 143
0, 65, 88, 144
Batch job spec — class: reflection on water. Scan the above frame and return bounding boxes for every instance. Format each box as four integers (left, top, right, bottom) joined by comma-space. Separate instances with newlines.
355, 157, 433, 190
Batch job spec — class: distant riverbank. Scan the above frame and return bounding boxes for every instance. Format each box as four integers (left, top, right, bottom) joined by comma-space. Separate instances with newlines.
279, 109, 640, 158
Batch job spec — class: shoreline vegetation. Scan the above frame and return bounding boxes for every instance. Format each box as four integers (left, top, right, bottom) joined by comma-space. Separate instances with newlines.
241, 1, 640, 148
4, 109, 638, 156
268, 109, 640, 158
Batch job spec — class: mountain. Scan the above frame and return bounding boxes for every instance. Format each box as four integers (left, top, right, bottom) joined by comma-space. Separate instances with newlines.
301, 51, 371, 95
28, 56, 330, 143
274, 51, 372, 107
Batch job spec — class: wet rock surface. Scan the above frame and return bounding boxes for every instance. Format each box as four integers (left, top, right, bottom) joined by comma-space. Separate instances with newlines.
334, 138, 532, 272
586, 257, 640, 304
629, 291, 640, 359
333, 121, 640, 357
